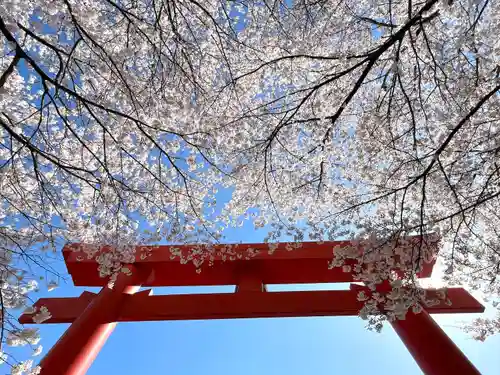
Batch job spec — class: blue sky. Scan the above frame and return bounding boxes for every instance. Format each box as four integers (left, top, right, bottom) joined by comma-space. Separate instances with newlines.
22, 223, 500, 375
35, 287, 500, 375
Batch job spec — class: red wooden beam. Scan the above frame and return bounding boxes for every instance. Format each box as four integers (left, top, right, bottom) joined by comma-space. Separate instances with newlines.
62, 234, 438, 286
20, 291, 97, 324
19, 287, 483, 324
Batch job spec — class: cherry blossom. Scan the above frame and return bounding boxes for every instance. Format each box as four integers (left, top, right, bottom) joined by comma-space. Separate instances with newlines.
32, 307, 51, 324
32, 345, 42, 357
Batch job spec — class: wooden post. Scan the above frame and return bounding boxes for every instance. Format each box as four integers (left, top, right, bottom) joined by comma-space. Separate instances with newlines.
37, 265, 143, 375
391, 309, 481, 375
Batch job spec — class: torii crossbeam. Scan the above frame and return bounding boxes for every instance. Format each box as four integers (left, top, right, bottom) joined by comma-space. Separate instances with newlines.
20, 237, 485, 375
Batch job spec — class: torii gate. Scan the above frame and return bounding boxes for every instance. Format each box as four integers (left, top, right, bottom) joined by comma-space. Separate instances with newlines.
20, 237, 484, 375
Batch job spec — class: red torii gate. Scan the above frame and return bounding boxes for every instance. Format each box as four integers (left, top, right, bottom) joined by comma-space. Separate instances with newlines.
20, 238, 484, 375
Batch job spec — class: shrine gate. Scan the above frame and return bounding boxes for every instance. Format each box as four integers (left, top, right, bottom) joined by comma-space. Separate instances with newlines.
20, 237, 484, 375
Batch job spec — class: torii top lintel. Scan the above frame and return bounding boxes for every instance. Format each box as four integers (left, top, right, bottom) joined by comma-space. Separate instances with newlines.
63, 236, 437, 287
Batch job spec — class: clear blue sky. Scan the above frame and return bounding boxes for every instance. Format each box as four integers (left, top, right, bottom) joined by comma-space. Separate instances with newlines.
23, 223, 500, 375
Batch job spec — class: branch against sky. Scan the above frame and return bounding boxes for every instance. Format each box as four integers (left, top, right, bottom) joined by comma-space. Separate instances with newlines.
1, 0, 500, 370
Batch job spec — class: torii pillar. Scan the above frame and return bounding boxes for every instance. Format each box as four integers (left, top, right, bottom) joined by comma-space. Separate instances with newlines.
20, 236, 484, 375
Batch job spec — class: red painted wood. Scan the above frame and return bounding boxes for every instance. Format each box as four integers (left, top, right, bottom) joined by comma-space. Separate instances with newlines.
20, 288, 483, 324
21, 234, 485, 375
235, 264, 267, 292
35, 266, 144, 375
19, 291, 97, 324
348, 284, 485, 314
391, 309, 481, 375
62, 234, 437, 286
